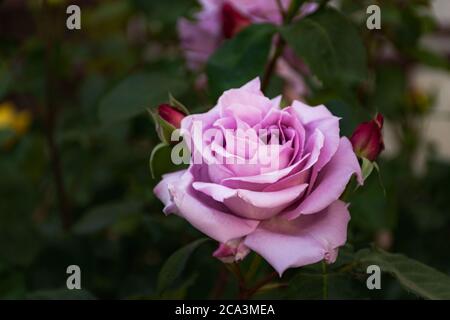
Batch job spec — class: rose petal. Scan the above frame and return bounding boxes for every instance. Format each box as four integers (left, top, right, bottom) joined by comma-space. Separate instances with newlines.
153, 170, 186, 215
244, 200, 350, 275
265, 129, 323, 192
167, 166, 259, 243
221, 152, 310, 190
193, 181, 308, 220
290, 101, 340, 175
284, 137, 362, 219
239, 77, 263, 94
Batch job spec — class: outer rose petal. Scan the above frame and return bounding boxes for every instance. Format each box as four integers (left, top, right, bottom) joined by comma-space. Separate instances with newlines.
159, 166, 259, 243
290, 101, 340, 174
153, 170, 186, 215
221, 153, 310, 190
284, 137, 362, 219
193, 181, 308, 220
244, 200, 350, 276
237, 77, 264, 95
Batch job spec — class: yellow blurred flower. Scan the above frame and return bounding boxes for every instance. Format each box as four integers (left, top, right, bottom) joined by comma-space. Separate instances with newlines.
0, 102, 32, 144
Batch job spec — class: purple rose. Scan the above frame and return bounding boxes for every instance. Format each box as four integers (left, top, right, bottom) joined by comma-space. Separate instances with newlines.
154, 78, 362, 275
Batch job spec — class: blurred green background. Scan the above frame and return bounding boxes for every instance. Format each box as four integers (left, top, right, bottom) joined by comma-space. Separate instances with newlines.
0, 0, 449, 299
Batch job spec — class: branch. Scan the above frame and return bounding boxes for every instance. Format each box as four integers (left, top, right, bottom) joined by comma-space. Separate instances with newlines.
42, 1, 72, 230
210, 266, 230, 299
241, 271, 278, 299
261, 36, 286, 93
261, 0, 303, 93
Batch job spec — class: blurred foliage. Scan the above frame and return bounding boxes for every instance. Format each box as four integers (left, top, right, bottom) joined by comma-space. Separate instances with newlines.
0, 0, 450, 299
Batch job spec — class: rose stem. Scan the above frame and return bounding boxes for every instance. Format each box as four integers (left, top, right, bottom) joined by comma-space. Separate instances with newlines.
240, 271, 278, 300
261, 0, 304, 93
210, 266, 230, 299
245, 254, 262, 282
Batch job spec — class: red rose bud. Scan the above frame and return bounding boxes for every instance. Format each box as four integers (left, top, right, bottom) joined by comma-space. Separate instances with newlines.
157, 104, 186, 129
221, 3, 251, 39
350, 113, 385, 162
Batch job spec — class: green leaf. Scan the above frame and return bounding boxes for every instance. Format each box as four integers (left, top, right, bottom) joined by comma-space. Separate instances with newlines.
357, 248, 450, 299
325, 99, 365, 136
286, 271, 366, 299
361, 157, 375, 182
0, 129, 15, 145
409, 48, 450, 71
371, 66, 406, 119
169, 93, 190, 115
281, 8, 367, 87
98, 72, 186, 126
207, 24, 277, 99
73, 201, 142, 235
0, 267, 26, 299
157, 238, 209, 295
160, 274, 198, 299
148, 109, 176, 144
150, 143, 173, 179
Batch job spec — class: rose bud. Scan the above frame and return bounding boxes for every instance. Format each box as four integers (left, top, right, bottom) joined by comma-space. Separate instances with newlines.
157, 103, 186, 129
221, 3, 251, 39
150, 103, 187, 144
350, 113, 384, 162
213, 239, 250, 264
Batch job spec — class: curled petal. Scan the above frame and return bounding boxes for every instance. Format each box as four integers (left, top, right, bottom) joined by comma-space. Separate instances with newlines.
153, 170, 186, 215
193, 181, 308, 220
244, 200, 350, 276
284, 137, 362, 219
290, 101, 340, 175
160, 166, 259, 243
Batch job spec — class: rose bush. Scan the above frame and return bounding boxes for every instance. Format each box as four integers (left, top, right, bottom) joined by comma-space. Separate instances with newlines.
154, 78, 362, 275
